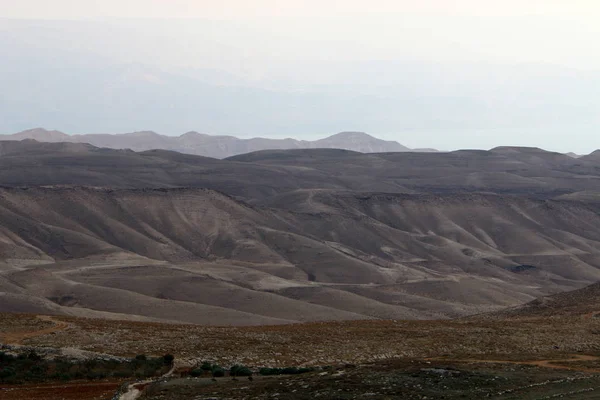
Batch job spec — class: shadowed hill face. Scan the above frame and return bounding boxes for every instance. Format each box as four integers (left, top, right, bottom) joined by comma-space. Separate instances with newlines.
492, 282, 600, 318
1, 140, 600, 199
230, 146, 600, 197
0, 141, 351, 198
581, 150, 600, 162
0, 140, 100, 155
1, 187, 600, 324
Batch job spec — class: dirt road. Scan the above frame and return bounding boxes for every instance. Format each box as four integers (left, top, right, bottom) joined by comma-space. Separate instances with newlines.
1, 315, 69, 345
117, 362, 177, 400
428, 354, 600, 373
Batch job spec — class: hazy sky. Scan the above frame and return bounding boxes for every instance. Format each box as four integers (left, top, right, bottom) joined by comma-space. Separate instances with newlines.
2, 0, 599, 19
1, 1, 599, 152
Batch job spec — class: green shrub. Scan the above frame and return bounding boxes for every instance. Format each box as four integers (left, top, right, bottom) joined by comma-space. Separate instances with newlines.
230, 365, 252, 377
86, 371, 107, 380
200, 362, 213, 371
259, 367, 282, 376
112, 371, 133, 378
0, 353, 16, 363
0, 367, 16, 379
57, 373, 72, 381
211, 367, 225, 377
258, 366, 313, 376
190, 368, 203, 377
282, 367, 299, 375
162, 354, 175, 365
0, 350, 168, 384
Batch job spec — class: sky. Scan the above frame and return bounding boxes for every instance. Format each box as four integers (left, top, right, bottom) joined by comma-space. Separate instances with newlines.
1, 1, 599, 152
1, 0, 599, 19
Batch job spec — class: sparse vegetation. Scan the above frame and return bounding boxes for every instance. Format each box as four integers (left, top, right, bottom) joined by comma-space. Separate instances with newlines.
211, 366, 225, 377
162, 354, 174, 365
200, 361, 213, 371
230, 364, 252, 377
0, 350, 169, 384
259, 366, 314, 376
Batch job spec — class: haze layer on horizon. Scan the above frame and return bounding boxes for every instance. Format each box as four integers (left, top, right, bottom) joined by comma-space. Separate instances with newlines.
1, 0, 599, 153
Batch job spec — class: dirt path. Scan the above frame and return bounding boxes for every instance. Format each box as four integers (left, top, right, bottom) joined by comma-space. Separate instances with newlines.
428, 354, 600, 373
1, 315, 69, 345
117, 362, 177, 400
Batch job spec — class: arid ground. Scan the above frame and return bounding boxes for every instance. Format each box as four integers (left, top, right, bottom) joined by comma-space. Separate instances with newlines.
1, 282, 600, 399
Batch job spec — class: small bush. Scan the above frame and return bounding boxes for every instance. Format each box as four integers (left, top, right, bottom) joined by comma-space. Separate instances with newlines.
282, 367, 299, 375
259, 366, 314, 376
190, 368, 203, 377
230, 365, 252, 377
259, 367, 282, 376
0, 367, 16, 379
211, 367, 225, 377
162, 354, 175, 365
200, 362, 213, 371
57, 373, 72, 381
0, 353, 16, 363
86, 371, 107, 380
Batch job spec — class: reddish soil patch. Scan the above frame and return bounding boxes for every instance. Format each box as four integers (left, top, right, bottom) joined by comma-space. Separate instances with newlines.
0, 380, 123, 400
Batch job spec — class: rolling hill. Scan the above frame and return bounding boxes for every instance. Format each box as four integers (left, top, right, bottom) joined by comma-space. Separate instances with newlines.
1, 185, 600, 324
1, 140, 600, 200
0, 140, 599, 324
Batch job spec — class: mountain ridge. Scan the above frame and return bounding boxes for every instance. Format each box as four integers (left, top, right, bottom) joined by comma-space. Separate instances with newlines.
3, 128, 421, 159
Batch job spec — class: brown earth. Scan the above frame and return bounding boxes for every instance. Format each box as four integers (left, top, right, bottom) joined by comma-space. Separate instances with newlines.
0, 380, 125, 400
0, 315, 69, 345
1, 283, 600, 399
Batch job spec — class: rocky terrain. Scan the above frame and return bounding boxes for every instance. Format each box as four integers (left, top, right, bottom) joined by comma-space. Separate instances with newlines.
1, 281, 600, 399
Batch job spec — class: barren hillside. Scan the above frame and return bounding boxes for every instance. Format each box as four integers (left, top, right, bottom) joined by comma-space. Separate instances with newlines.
1, 186, 600, 324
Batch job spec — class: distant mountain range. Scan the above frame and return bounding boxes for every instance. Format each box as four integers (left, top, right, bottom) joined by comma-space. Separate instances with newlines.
2, 128, 437, 159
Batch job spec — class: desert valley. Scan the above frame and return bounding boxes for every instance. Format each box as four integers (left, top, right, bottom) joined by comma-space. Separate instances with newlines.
3, 3, 600, 398
0, 130, 599, 399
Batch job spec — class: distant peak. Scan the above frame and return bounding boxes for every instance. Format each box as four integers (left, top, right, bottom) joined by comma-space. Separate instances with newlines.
180, 131, 209, 137
11, 128, 70, 141
123, 131, 162, 137
328, 131, 375, 139
315, 131, 410, 152
491, 146, 547, 153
